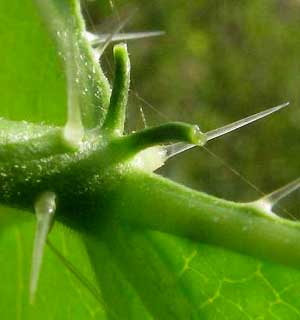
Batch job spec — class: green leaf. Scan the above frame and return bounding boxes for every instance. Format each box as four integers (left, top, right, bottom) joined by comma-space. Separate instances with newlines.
0, 219, 107, 319
88, 225, 300, 319
1, 1, 300, 319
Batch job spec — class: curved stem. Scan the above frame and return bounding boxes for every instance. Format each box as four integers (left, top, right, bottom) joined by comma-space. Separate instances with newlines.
102, 44, 130, 135
114, 122, 206, 158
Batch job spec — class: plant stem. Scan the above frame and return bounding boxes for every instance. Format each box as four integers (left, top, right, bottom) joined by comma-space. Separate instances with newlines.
111, 169, 300, 269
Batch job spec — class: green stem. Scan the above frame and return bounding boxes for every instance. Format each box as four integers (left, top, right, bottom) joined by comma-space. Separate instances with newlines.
110, 170, 300, 269
102, 44, 130, 134
0, 129, 73, 162
110, 122, 205, 160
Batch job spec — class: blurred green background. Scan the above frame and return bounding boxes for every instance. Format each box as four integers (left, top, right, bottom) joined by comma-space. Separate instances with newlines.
82, 0, 300, 217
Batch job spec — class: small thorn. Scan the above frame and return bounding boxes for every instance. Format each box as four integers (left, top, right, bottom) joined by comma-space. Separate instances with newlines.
164, 102, 289, 160
30, 192, 56, 304
64, 55, 85, 147
63, 121, 84, 148
64, 89, 84, 148
255, 177, 300, 212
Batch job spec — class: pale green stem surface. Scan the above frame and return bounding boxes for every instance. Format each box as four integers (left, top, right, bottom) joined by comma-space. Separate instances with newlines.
109, 170, 300, 269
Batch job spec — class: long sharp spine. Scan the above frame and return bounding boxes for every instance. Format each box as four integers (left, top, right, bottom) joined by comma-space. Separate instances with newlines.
164, 102, 289, 160
87, 11, 135, 59
205, 102, 289, 141
86, 31, 165, 47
